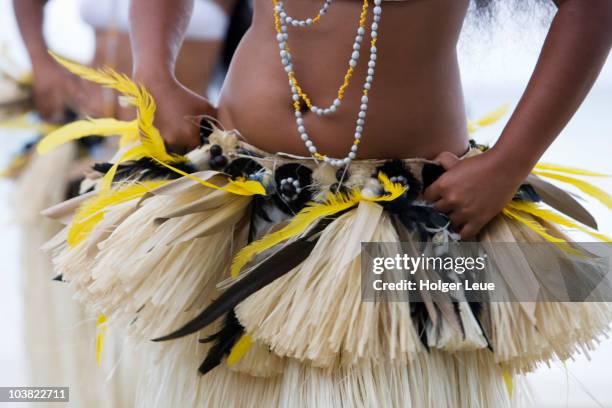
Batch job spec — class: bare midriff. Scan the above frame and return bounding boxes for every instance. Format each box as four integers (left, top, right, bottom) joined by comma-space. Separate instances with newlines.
217, 0, 471, 160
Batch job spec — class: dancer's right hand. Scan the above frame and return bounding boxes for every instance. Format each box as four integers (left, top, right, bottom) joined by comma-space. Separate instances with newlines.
135, 74, 217, 154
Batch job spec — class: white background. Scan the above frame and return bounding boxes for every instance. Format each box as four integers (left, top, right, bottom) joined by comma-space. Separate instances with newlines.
0, 0, 611, 406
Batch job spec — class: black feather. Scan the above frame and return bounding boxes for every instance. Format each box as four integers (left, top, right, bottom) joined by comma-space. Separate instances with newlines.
77, 135, 105, 149
248, 196, 274, 242
421, 163, 445, 190
152, 214, 345, 342
453, 302, 465, 339
223, 158, 262, 179
20, 136, 40, 154
388, 198, 450, 241
197, 310, 244, 375
65, 176, 85, 199
375, 160, 422, 201
514, 184, 541, 202
410, 302, 430, 351
93, 157, 196, 183
92, 162, 113, 173
52, 274, 64, 282
467, 301, 493, 352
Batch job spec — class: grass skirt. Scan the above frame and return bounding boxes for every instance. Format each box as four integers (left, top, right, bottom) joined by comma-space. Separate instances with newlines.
15, 144, 137, 407
43, 129, 612, 407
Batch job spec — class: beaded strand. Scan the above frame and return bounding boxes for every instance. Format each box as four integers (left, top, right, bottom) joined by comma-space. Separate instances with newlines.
284, 0, 332, 27
274, 0, 369, 115
274, 0, 383, 167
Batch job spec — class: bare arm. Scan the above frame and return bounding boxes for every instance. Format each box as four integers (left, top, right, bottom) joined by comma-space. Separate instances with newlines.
425, 0, 612, 238
491, 0, 612, 176
13, 0, 50, 67
130, 0, 195, 82
13, 0, 79, 121
130, 0, 214, 152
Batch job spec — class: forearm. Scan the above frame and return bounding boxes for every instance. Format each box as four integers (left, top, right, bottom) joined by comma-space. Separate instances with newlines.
129, 0, 195, 81
491, 0, 612, 177
13, 0, 52, 67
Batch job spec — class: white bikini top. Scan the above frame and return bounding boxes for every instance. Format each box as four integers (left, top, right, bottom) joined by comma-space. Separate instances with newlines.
79, 0, 230, 40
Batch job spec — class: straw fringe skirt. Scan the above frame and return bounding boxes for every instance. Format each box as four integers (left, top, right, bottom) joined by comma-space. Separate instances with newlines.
15, 144, 137, 408
43, 129, 612, 407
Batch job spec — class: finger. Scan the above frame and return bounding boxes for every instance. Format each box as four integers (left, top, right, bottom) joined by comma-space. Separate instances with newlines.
449, 210, 469, 230
47, 107, 66, 124
433, 151, 460, 171
432, 199, 453, 214
167, 138, 199, 155
423, 182, 442, 203
459, 222, 481, 240
37, 106, 53, 122
166, 142, 190, 156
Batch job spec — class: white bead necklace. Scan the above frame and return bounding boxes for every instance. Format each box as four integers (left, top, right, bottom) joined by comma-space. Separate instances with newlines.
274, 0, 383, 167
283, 0, 332, 27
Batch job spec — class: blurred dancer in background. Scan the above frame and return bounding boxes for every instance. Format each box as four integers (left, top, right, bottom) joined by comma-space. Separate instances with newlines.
9, 0, 250, 405
54, 0, 606, 406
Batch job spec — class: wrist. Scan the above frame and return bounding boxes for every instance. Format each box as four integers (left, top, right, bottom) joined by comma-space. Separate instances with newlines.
133, 63, 176, 87
30, 52, 56, 73
486, 144, 535, 184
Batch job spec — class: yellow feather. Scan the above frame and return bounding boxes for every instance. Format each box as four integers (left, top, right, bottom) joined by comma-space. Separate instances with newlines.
0, 112, 58, 134
0, 154, 29, 178
95, 314, 107, 365
68, 180, 168, 247
466, 121, 477, 134
507, 201, 612, 242
37, 118, 138, 154
230, 175, 406, 278
502, 371, 513, 398
50, 52, 184, 164
50, 52, 141, 98
231, 190, 361, 277
228, 178, 268, 196
532, 170, 612, 209
534, 163, 610, 177
16, 72, 32, 86
467, 103, 510, 133
135, 88, 179, 163
475, 103, 510, 127
151, 158, 266, 196
502, 207, 566, 244
377, 171, 408, 200
99, 145, 149, 191
226, 334, 253, 366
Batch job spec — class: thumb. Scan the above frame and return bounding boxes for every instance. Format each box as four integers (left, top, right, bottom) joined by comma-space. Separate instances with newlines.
434, 151, 460, 170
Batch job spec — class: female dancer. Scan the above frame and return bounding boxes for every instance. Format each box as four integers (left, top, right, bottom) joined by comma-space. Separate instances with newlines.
38, 0, 612, 406
10, 0, 247, 405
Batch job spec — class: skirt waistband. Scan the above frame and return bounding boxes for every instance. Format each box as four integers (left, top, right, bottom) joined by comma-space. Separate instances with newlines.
189, 127, 482, 200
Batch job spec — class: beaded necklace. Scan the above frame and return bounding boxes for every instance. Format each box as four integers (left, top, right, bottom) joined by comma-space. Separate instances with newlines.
273, 0, 383, 167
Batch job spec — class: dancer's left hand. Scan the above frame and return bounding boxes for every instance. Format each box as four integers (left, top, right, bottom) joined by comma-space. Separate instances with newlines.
423, 150, 527, 239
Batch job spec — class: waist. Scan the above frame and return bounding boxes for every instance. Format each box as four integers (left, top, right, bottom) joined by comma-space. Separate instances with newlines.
216, 90, 470, 160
